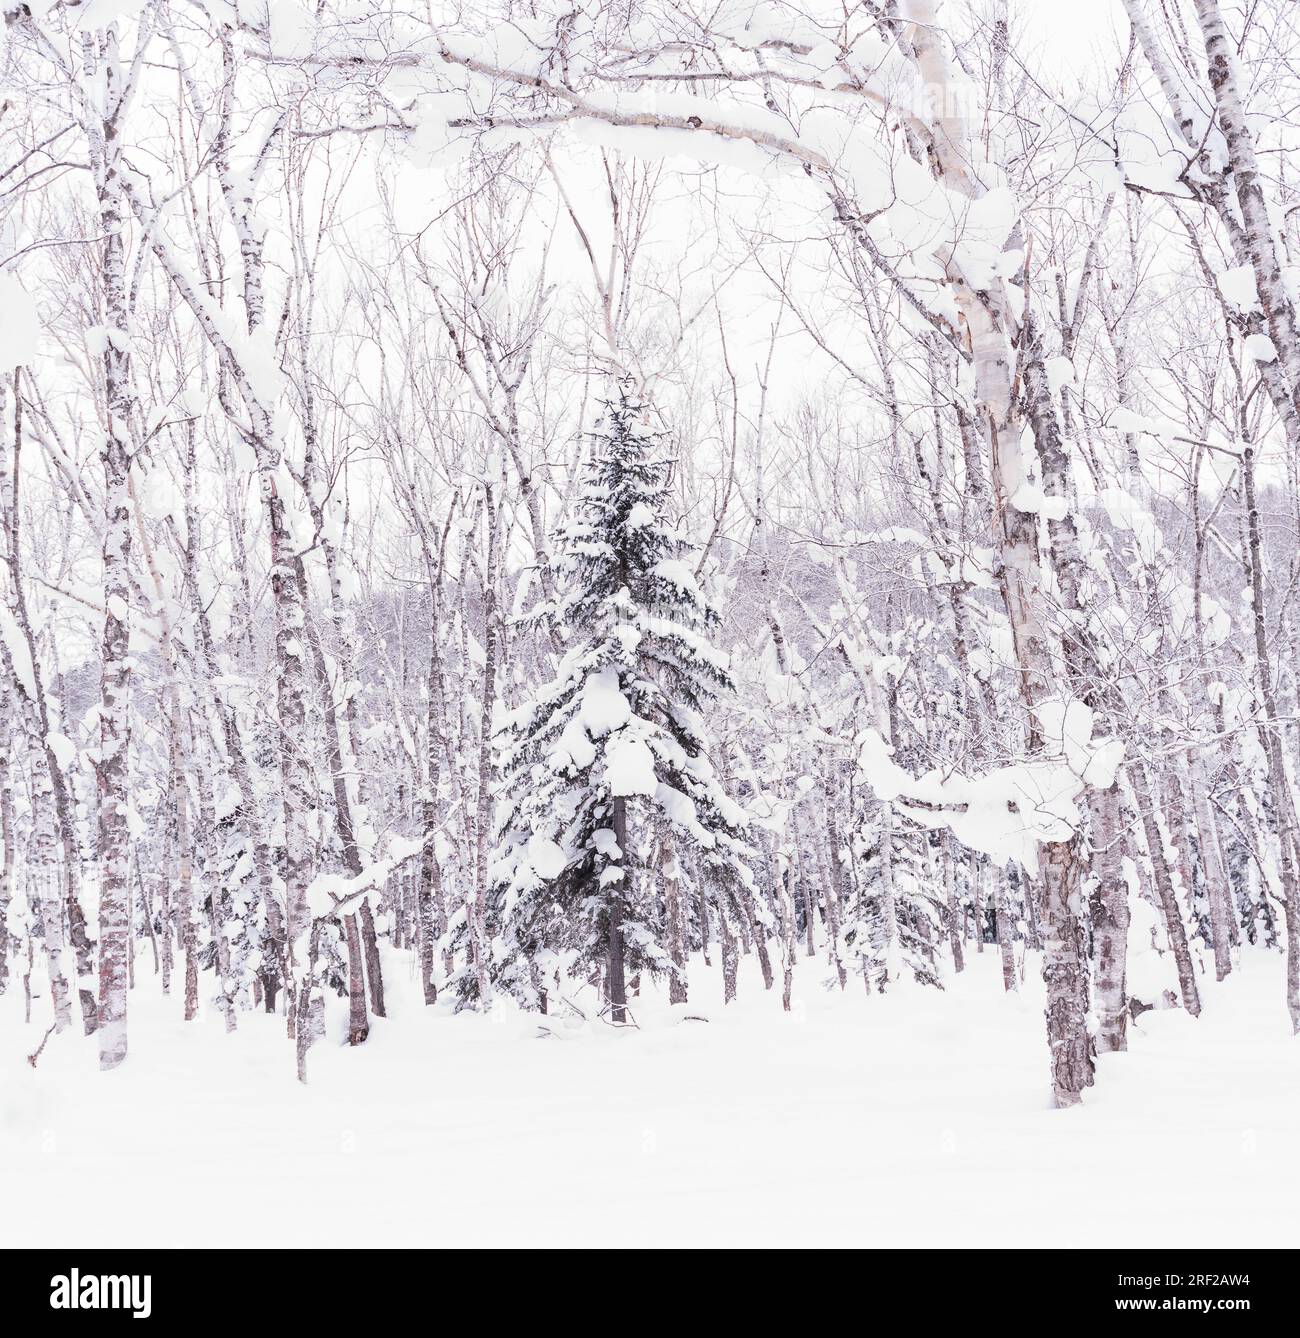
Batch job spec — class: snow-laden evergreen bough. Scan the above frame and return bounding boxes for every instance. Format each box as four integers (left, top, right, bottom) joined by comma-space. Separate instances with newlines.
468, 376, 760, 1018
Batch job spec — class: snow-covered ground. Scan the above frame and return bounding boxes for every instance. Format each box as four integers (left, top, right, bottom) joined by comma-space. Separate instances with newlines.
3, 949, 1298, 1248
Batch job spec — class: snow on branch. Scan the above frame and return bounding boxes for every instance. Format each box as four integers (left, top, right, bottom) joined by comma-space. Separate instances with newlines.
858, 699, 1124, 872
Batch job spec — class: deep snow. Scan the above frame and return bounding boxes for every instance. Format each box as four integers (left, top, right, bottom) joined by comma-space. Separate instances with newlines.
2, 946, 1297, 1248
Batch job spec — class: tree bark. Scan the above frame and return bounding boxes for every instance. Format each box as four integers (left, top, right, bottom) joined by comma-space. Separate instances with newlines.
84, 25, 138, 1070
345, 911, 369, 1045
607, 797, 629, 1022
1089, 783, 1130, 1053
662, 835, 687, 1005
1128, 761, 1202, 1018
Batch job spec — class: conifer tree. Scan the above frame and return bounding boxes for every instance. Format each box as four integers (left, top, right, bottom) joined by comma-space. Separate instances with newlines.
479, 374, 755, 1018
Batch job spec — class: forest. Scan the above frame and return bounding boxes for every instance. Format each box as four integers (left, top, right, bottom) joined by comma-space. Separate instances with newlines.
2, 0, 1299, 1248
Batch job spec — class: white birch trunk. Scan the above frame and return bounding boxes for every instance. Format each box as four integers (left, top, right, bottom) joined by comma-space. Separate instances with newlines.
906, 0, 1093, 1104
84, 23, 139, 1070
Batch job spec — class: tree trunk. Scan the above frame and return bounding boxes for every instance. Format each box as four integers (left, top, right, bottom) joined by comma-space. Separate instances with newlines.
607, 796, 629, 1023
1089, 783, 1130, 1053
88, 32, 135, 1071
995, 868, 1017, 993
1194, 0, 1300, 423
1189, 751, 1233, 982
0, 731, 11, 997
902, 6, 1094, 1103
720, 904, 738, 1005
1128, 761, 1202, 1018
662, 835, 687, 1005
345, 911, 369, 1045
1240, 437, 1300, 1030
941, 833, 964, 973
469, 487, 499, 1006
1040, 840, 1095, 1107
359, 899, 386, 1018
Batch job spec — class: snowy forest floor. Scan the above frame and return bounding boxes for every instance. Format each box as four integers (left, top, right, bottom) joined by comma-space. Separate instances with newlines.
2, 948, 1298, 1248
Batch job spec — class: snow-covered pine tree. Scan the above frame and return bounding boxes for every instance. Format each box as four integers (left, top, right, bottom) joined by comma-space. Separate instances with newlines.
478, 374, 755, 1019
